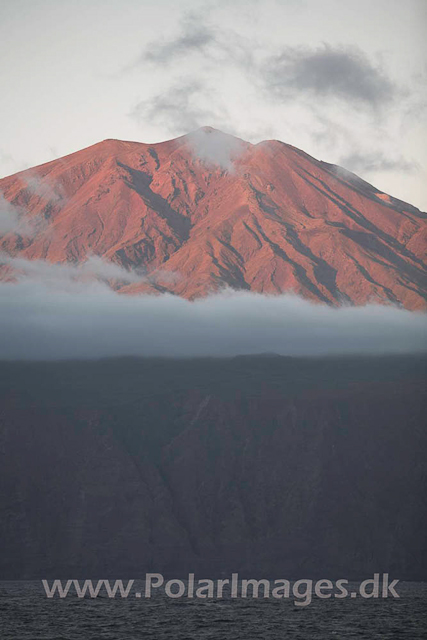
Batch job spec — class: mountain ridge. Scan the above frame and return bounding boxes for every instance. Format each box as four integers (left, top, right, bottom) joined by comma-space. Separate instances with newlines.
1, 127, 426, 308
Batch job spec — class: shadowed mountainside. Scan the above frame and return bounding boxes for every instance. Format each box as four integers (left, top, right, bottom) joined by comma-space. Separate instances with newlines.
0, 355, 426, 579
1, 127, 426, 308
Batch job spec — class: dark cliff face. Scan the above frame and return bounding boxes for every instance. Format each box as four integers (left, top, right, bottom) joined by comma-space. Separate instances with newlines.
0, 355, 426, 580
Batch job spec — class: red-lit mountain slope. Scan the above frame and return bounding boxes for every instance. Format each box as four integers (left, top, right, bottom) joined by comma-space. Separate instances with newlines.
1, 127, 426, 308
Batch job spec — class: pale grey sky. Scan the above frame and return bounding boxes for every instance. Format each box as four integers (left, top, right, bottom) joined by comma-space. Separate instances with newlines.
1, 0, 426, 208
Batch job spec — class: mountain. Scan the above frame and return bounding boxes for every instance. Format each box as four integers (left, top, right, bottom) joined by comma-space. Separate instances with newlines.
1, 354, 426, 579
1, 127, 426, 308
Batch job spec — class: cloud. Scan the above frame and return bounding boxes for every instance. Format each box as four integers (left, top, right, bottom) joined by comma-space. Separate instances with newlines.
0, 272, 425, 360
338, 151, 417, 175
186, 127, 247, 170
0, 195, 24, 234
23, 173, 62, 203
0, 195, 34, 235
0, 173, 64, 236
142, 13, 216, 65
130, 80, 229, 135
0, 254, 149, 286
263, 45, 396, 107
131, 84, 247, 168
135, 11, 254, 70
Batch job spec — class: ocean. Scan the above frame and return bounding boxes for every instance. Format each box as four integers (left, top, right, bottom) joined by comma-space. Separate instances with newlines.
1, 580, 426, 639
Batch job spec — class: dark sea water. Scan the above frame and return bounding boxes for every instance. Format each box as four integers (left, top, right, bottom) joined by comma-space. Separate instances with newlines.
1, 581, 426, 639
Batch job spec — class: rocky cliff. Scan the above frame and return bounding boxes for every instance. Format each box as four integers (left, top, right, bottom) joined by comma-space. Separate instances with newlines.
0, 355, 426, 579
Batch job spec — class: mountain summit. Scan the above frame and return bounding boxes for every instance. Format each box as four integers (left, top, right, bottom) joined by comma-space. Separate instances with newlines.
1, 128, 426, 308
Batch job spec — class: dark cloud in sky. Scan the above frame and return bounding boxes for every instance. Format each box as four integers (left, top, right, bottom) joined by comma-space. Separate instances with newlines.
140, 14, 216, 65
264, 45, 396, 107
137, 12, 254, 70
128, 13, 413, 191
130, 81, 228, 135
0, 270, 425, 360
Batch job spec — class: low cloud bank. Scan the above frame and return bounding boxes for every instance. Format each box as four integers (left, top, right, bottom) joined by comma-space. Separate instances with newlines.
0, 277, 426, 360
1, 254, 148, 285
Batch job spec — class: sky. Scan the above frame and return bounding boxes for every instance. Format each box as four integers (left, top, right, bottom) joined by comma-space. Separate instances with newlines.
0, 0, 426, 209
